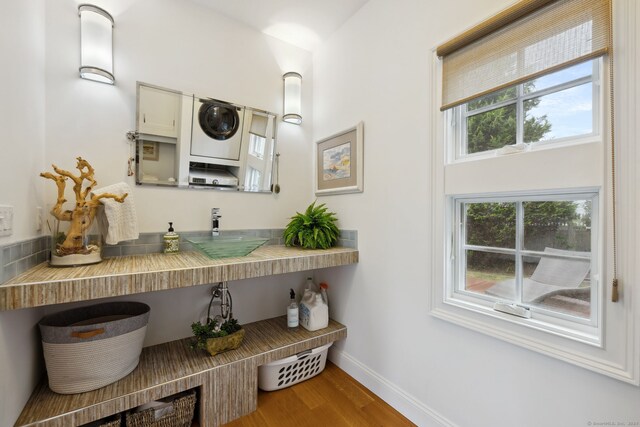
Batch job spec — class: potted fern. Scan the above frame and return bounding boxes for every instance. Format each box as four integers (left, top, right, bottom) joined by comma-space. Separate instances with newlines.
283, 201, 340, 249
191, 316, 244, 356
190, 283, 245, 356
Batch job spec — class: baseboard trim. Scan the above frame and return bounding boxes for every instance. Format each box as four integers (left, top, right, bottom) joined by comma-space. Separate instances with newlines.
328, 349, 456, 427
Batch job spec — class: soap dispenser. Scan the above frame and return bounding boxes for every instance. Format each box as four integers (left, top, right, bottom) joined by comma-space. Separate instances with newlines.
163, 222, 180, 254
287, 289, 299, 330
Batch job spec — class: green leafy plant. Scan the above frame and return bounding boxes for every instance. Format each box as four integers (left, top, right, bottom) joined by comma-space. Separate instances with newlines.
283, 201, 340, 249
190, 317, 241, 350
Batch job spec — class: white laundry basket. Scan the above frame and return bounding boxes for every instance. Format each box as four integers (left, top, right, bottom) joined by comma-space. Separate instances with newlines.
258, 342, 332, 391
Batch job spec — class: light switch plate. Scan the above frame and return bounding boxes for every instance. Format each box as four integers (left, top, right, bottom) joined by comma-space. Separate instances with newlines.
0, 205, 14, 236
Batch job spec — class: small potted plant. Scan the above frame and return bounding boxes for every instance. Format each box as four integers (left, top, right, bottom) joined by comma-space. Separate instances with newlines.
283, 201, 340, 249
191, 315, 244, 356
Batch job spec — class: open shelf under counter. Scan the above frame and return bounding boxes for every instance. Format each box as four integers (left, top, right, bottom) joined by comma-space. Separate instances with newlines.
15, 316, 348, 427
0, 246, 358, 311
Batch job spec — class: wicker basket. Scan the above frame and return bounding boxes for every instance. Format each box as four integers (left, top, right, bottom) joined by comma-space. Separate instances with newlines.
83, 413, 122, 427
100, 416, 122, 427
39, 302, 150, 394
126, 390, 196, 427
205, 328, 245, 356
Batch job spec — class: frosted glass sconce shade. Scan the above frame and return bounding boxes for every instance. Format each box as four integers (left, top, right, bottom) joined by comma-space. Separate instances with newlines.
283, 72, 302, 125
79, 4, 114, 84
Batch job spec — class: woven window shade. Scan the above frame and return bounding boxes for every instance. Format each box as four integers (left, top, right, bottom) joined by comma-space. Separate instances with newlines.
438, 0, 610, 111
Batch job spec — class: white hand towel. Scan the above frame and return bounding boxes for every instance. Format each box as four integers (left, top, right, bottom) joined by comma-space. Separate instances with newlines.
93, 182, 139, 245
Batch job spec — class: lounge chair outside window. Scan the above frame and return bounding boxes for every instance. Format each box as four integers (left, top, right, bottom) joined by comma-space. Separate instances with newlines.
484, 247, 591, 303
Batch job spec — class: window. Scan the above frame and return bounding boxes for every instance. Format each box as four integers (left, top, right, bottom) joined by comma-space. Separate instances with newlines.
243, 130, 274, 192
450, 191, 599, 341
444, 59, 602, 342
248, 133, 266, 159
442, 65, 604, 343
435, 0, 609, 344
245, 167, 262, 192
455, 60, 598, 159
429, 0, 640, 384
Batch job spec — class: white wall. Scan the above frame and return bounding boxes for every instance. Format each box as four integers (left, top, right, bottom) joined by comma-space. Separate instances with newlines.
0, 1, 47, 425
43, 0, 314, 233
314, 0, 640, 426
38, 0, 317, 344
0, 0, 46, 244
1, 0, 316, 425
5, 0, 639, 426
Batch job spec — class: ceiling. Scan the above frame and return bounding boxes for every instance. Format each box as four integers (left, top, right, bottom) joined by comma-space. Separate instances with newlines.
191, 0, 370, 52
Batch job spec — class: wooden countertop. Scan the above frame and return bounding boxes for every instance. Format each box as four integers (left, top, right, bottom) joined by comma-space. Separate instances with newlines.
15, 316, 348, 427
0, 246, 358, 311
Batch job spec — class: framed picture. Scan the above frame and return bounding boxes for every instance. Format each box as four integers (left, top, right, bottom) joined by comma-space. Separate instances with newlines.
142, 141, 159, 161
315, 122, 364, 196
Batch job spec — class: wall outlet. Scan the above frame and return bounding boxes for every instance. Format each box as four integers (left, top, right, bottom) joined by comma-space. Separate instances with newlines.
0, 205, 14, 236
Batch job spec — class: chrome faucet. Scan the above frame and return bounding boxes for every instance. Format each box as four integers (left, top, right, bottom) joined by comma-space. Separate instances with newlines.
211, 208, 221, 237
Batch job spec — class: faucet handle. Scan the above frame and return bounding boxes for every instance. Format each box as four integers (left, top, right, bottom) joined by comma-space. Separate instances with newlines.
211, 208, 221, 236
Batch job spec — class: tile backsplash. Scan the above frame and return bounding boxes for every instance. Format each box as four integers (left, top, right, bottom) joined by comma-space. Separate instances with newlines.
0, 236, 50, 285
0, 229, 357, 285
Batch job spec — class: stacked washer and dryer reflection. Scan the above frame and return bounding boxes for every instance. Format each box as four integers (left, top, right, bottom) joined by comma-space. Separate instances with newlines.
189, 98, 245, 187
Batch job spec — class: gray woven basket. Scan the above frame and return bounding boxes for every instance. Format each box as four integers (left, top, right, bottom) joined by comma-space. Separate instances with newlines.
39, 302, 150, 394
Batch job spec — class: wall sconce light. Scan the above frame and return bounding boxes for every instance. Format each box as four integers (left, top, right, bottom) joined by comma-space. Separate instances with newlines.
78, 4, 115, 84
283, 72, 302, 124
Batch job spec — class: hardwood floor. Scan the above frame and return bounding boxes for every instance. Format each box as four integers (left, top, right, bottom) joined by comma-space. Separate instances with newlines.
223, 361, 416, 427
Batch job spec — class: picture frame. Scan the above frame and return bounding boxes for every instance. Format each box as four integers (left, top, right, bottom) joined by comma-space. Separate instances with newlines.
315, 122, 364, 196
142, 141, 159, 161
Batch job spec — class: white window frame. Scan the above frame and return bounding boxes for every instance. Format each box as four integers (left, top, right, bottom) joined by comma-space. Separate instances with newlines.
245, 166, 262, 192
448, 190, 601, 345
452, 60, 601, 161
248, 133, 266, 160
429, 0, 640, 385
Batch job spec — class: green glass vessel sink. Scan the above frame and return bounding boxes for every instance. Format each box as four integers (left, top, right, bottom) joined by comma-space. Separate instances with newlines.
187, 236, 269, 259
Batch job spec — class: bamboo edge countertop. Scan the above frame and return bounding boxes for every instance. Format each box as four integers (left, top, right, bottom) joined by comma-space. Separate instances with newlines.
15, 316, 348, 427
0, 246, 359, 311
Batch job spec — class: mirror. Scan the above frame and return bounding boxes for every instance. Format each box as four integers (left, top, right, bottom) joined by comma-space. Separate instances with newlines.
134, 82, 278, 193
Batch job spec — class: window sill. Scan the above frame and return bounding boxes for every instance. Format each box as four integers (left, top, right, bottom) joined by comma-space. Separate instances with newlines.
443, 293, 601, 346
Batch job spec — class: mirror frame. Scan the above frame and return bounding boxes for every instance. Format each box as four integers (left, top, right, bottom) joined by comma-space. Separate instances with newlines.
134, 82, 278, 193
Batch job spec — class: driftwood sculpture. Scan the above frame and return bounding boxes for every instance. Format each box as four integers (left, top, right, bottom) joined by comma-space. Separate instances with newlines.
41, 157, 127, 256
